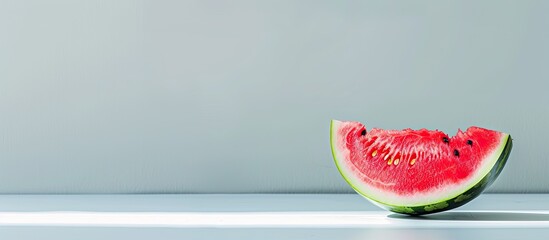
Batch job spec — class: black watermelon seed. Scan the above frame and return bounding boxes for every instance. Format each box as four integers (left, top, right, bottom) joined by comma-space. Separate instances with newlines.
361, 130, 366, 136
467, 140, 473, 146
454, 149, 460, 157
442, 137, 449, 144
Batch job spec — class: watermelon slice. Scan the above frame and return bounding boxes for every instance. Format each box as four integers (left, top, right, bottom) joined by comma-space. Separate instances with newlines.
330, 120, 512, 215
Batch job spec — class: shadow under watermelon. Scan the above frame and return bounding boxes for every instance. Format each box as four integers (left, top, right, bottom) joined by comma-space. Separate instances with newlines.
388, 211, 549, 221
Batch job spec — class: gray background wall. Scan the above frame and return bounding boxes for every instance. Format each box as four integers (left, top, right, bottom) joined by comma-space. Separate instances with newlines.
0, 0, 547, 193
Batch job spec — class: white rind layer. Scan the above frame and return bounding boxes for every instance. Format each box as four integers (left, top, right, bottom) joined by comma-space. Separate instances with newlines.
331, 120, 509, 207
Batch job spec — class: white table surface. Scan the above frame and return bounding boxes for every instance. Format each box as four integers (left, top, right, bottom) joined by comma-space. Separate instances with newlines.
0, 194, 548, 239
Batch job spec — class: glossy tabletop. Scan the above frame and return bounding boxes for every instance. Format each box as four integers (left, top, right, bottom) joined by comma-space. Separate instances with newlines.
0, 194, 548, 239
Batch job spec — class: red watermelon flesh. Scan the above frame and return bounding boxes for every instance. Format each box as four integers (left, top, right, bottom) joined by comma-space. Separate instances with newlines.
330, 120, 512, 215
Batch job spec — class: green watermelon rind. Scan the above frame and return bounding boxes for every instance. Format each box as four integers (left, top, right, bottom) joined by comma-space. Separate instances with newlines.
330, 120, 512, 215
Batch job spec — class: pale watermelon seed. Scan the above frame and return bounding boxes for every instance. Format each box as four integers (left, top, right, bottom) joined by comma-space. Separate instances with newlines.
409, 158, 416, 166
